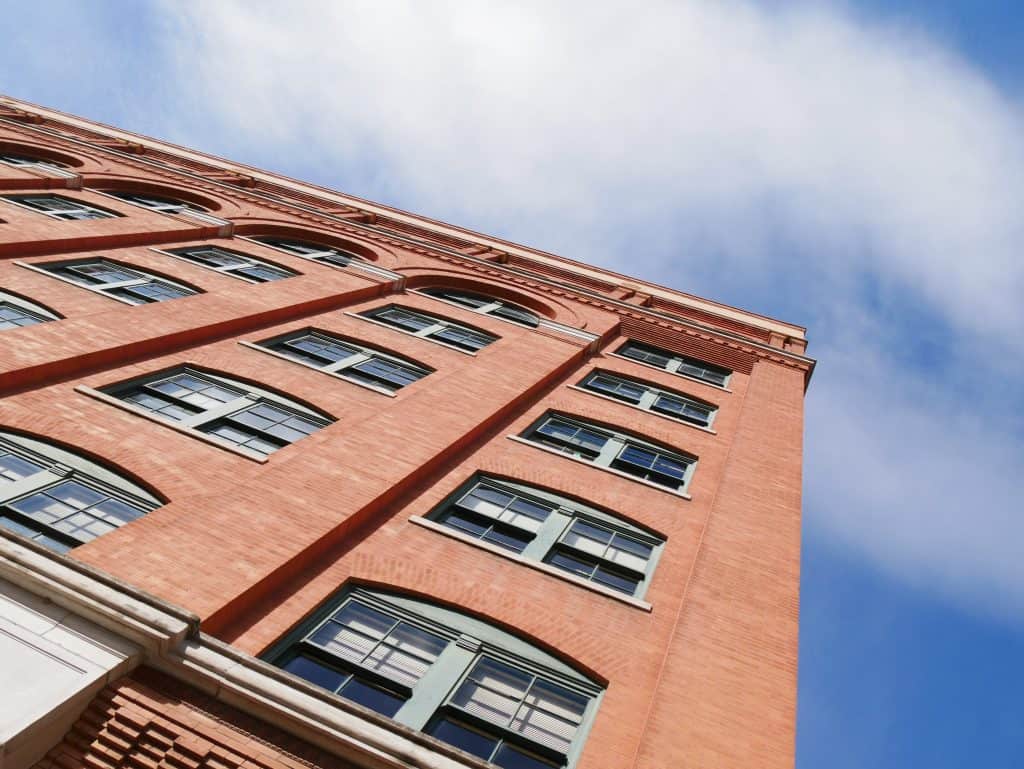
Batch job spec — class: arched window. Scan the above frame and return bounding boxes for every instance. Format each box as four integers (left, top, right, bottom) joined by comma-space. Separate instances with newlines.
252, 328, 432, 393
103, 190, 205, 214
359, 305, 498, 352
266, 587, 603, 768
520, 413, 696, 494
0, 153, 69, 172
252, 236, 364, 268
426, 475, 664, 599
31, 258, 199, 305
100, 366, 333, 458
615, 340, 731, 388
162, 245, 297, 283
0, 290, 59, 331
3, 194, 118, 221
421, 287, 539, 328
0, 430, 161, 553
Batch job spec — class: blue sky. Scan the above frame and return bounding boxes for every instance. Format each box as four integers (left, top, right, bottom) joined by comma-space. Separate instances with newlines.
3, 2, 1023, 766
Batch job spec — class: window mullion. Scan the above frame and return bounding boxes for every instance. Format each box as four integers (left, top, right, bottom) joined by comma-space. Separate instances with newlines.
594, 437, 623, 467
0, 470, 60, 504
182, 396, 255, 428
637, 390, 659, 410
524, 511, 570, 560
325, 352, 370, 373
420, 322, 446, 338
479, 301, 503, 314
392, 642, 474, 730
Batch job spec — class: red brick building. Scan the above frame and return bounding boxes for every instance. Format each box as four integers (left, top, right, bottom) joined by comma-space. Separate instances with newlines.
0, 95, 812, 769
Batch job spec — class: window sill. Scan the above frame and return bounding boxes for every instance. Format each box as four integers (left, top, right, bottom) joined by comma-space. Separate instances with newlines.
607, 352, 732, 392
345, 312, 480, 356
565, 385, 717, 435
238, 341, 399, 398
409, 516, 653, 612
505, 435, 693, 500
75, 386, 269, 463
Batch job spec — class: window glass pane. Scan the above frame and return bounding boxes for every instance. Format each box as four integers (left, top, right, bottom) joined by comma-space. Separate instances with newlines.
71, 263, 138, 284
547, 551, 596, 580
432, 325, 492, 350
493, 744, 559, 769
348, 358, 423, 389
338, 678, 405, 717
237, 264, 291, 282
562, 521, 611, 557
376, 308, 433, 331
483, 526, 534, 552
0, 303, 47, 329
0, 451, 44, 483
511, 680, 587, 753
311, 622, 378, 663
285, 335, 358, 364
606, 535, 653, 572
115, 281, 193, 303
8, 480, 147, 544
182, 248, 247, 267
0, 517, 71, 553
620, 342, 671, 368
491, 304, 538, 327
652, 455, 688, 480
459, 485, 514, 518
442, 510, 490, 538
453, 658, 531, 726
593, 567, 641, 595
283, 655, 349, 692
428, 718, 499, 761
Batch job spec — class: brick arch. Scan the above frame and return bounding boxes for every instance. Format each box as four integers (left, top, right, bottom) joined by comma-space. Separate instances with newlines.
83, 174, 236, 213
232, 221, 399, 267
402, 268, 583, 326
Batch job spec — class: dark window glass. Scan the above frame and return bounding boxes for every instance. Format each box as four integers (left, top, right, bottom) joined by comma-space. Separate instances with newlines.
0, 303, 48, 330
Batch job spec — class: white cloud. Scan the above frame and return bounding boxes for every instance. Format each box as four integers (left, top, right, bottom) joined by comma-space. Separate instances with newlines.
157, 1, 1024, 617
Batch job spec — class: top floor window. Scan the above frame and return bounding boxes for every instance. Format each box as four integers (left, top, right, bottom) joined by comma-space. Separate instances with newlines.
3, 194, 118, 221
615, 340, 731, 387
0, 154, 68, 172
267, 587, 602, 768
577, 371, 717, 428
33, 259, 198, 305
360, 305, 497, 352
0, 430, 161, 553
421, 287, 539, 328
164, 245, 296, 283
252, 236, 364, 268
521, 414, 696, 493
104, 190, 203, 214
101, 367, 333, 458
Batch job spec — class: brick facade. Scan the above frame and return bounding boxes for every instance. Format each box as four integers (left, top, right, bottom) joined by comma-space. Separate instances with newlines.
0, 95, 812, 769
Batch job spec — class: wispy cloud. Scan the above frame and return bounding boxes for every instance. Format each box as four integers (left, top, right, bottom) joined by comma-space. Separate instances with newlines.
154, 1, 1023, 618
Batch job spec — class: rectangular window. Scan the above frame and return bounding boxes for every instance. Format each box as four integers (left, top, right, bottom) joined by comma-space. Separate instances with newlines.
616, 340, 730, 387
360, 305, 497, 352
521, 415, 695, 493
35, 259, 197, 305
579, 371, 716, 427
256, 330, 431, 392
105, 368, 331, 458
164, 245, 296, 282
3, 195, 117, 220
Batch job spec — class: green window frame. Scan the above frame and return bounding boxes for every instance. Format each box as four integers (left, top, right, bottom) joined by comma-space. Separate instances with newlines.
578, 370, 717, 428
265, 587, 603, 769
520, 413, 696, 494
615, 340, 731, 387
3, 194, 119, 220
420, 287, 539, 328
0, 430, 161, 553
359, 304, 498, 352
33, 258, 199, 305
252, 328, 432, 393
101, 367, 333, 458
162, 245, 297, 283
428, 475, 664, 599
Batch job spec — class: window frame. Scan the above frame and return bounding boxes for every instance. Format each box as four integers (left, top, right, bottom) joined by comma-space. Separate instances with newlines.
0, 153, 72, 176
425, 475, 664, 601
574, 370, 718, 429
158, 244, 298, 283
250, 236, 365, 268
517, 413, 696, 496
98, 366, 333, 460
0, 431, 160, 553
25, 258, 200, 305
248, 328, 433, 395
2, 194, 119, 221
613, 340, 732, 388
0, 290, 59, 331
356, 304, 499, 354
264, 587, 603, 769
102, 190, 204, 214
418, 287, 540, 328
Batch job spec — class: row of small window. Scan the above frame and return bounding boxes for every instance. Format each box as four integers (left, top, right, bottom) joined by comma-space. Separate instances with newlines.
0, 434, 603, 767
